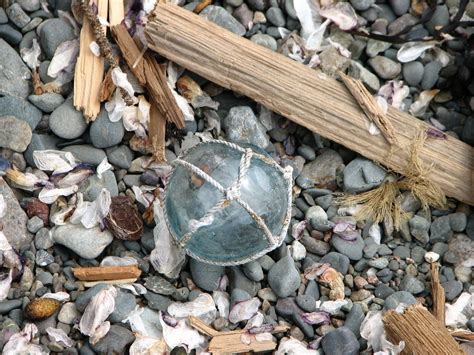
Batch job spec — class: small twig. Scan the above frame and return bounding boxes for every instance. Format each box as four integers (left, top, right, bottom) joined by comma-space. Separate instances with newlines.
430, 262, 445, 325
73, 265, 142, 281
339, 71, 397, 145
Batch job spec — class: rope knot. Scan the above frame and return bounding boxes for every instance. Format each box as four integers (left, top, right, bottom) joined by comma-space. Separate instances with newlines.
225, 186, 240, 201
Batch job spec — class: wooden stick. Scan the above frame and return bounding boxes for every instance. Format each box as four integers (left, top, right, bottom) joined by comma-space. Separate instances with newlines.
430, 262, 445, 325
145, 3, 474, 206
383, 304, 464, 355
149, 100, 167, 161
189, 316, 288, 354
108, 0, 124, 25
72, 265, 142, 281
74, 0, 108, 122
339, 72, 396, 145
111, 24, 185, 129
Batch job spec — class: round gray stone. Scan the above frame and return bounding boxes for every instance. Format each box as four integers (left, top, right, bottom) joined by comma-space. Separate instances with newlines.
331, 235, 364, 261
39, 18, 75, 59
343, 158, 387, 193
0, 115, 32, 152
368, 56, 401, 79
402, 61, 424, 86
62, 145, 106, 166
190, 258, 225, 292
321, 327, 359, 355
268, 253, 301, 298
49, 98, 88, 139
384, 291, 417, 310
28, 93, 64, 113
89, 108, 124, 148
0, 95, 42, 130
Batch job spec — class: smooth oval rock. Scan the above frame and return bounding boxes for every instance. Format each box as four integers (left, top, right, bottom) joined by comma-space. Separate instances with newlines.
368, 56, 401, 79
190, 258, 225, 292
49, 98, 88, 139
0, 95, 42, 129
343, 157, 387, 193
90, 108, 124, 148
28, 93, 64, 113
321, 327, 359, 355
0, 38, 31, 98
62, 145, 106, 166
200, 6, 246, 36
39, 18, 75, 58
52, 224, 113, 259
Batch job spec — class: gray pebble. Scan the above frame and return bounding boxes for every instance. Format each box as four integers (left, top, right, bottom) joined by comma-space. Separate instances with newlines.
242, 260, 264, 282
90, 108, 124, 149
368, 56, 401, 79
28, 93, 64, 113
0, 299, 22, 314
284, 0, 297, 19
27, 216, 44, 233
228, 266, 259, 297
344, 303, 364, 338
0, 115, 32, 152
400, 275, 425, 294
442, 280, 463, 301
107, 145, 133, 169
109, 291, 136, 323
6, 3, 31, 28
411, 246, 426, 264
368, 257, 389, 269
374, 283, 394, 299
144, 292, 173, 311
63, 145, 106, 166
190, 258, 225, 292
226, 0, 244, 7
393, 245, 410, 259
36, 271, 53, 285
384, 291, 417, 310
426, 4, 449, 34
449, 212, 466, 232
389, 0, 410, 15
49, 98, 87, 139
233, 3, 253, 29
266, 7, 285, 27
321, 252, 350, 274
0, 24, 22, 45
300, 235, 330, 256
21, 17, 42, 33
35, 228, 54, 250
388, 14, 417, 35
0, 8, 7, 23
421, 61, 442, 90
0, 39, 31, 98
295, 294, 316, 312
430, 215, 453, 242
39, 18, 75, 59
247, 0, 268, 11
200, 5, 246, 36
322, 327, 359, 355
17, 0, 41, 12
343, 158, 387, 193
0, 95, 43, 130
402, 62, 424, 86
409, 215, 430, 244
268, 253, 301, 298
90, 325, 134, 354
331, 235, 364, 261
350, 0, 374, 11
250, 33, 277, 51
224, 106, 269, 148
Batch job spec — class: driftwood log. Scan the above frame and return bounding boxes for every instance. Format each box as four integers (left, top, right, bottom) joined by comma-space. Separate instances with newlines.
145, 3, 474, 205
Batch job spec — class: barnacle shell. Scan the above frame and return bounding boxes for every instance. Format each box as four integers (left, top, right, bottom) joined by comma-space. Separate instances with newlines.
25, 298, 61, 320
105, 196, 143, 240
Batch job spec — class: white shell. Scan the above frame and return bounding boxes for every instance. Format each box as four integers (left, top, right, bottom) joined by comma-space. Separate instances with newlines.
167, 293, 217, 324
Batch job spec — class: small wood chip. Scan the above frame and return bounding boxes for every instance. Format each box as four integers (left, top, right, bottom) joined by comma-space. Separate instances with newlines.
72, 265, 142, 281
339, 72, 397, 145
430, 262, 445, 325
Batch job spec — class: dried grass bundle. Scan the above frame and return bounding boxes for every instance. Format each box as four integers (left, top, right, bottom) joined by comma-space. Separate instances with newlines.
337, 130, 447, 229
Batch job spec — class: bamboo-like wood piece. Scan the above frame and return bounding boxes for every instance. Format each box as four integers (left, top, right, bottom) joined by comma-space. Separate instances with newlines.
383, 304, 464, 355
149, 100, 167, 161
72, 265, 142, 281
74, 0, 108, 121
145, 4, 474, 206
108, 0, 124, 25
111, 24, 185, 129
430, 262, 445, 325
83, 278, 138, 287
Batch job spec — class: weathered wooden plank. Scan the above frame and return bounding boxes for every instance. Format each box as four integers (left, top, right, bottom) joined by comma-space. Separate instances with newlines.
145, 3, 474, 205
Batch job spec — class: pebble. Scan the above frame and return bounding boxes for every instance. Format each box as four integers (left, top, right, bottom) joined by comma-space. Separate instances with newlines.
144, 292, 173, 311
247, 0, 268, 11
39, 18, 75, 59
200, 6, 246, 36
0, 8, 7, 23
0, 24, 22, 45
449, 212, 467, 232
442, 280, 463, 301
89, 108, 124, 148
331, 235, 364, 261
343, 158, 387, 193
350, 0, 374, 11
368, 257, 389, 269
49, 98, 87, 139
6, 3, 31, 28
344, 303, 364, 338
298, 149, 344, 190
52, 224, 113, 259
107, 145, 133, 169
295, 294, 316, 312
35, 228, 54, 250
268, 253, 301, 298
300, 235, 330, 256
18, 0, 41, 12
62, 145, 106, 166
28, 93, 64, 113
421, 61, 442, 90
0, 299, 23, 314
228, 267, 259, 297
403, 61, 424, 86
266, 7, 285, 27
242, 260, 264, 282
24, 133, 59, 167
393, 245, 410, 259
0, 39, 31, 98
322, 327, 359, 355
430, 215, 453, 242
0, 178, 32, 250
0, 115, 32, 152
233, 4, 253, 29
426, 4, 449, 34
384, 291, 417, 310
27, 216, 44, 233
250, 33, 277, 51
78, 170, 118, 201
224, 106, 269, 148
348, 60, 380, 92
374, 283, 394, 299
400, 275, 425, 294
319, 46, 351, 77
390, 0, 410, 15
90, 325, 135, 355
368, 56, 401, 79
321, 252, 350, 274
0, 95, 43, 130
58, 302, 79, 324
190, 258, 225, 292
409, 215, 430, 244
109, 291, 136, 323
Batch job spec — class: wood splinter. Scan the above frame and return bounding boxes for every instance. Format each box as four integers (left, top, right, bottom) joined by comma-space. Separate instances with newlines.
383, 304, 464, 355
430, 262, 445, 325
189, 316, 288, 354
72, 265, 142, 281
